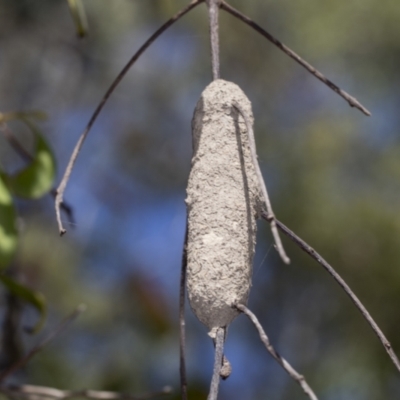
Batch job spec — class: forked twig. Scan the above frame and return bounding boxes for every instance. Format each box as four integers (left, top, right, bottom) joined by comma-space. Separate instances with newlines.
207, 0, 220, 80
233, 102, 290, 264
207, 327, 225, 400
267, 215, 400, 375
54, 0, 204, 235
0, 304, 86, 383
234, 303, 318, 400
179, 227, 188, 400
0, 384, 172, 400
221, 1, 371, 116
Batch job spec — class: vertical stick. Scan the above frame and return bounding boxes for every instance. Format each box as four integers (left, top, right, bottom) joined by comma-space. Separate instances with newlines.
207, 327, 225, 400
179, 227, 188, 400
207, 0, 220, 80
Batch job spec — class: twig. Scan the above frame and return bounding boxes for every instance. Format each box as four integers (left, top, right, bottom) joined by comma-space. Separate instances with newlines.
233, 102, 290, 264
54, 0, 204, 236
268, 215, 400, 375
234, 303, 318, 400
221, 1, 371, 116
0, 304, 86, 383
0, 121, 75, 227
207, 327, 225, 400
51, 189, 75, 227
179, 227, 188, 400
0, 384, 172, 400
207, 0, 220, 80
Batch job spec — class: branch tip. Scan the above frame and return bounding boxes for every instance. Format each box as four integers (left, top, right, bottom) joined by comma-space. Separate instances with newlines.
236, 303, 318, 400
221, 1, 371, 116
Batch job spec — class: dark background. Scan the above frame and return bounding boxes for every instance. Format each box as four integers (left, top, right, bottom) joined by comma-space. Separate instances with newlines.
1, 1, 400, 399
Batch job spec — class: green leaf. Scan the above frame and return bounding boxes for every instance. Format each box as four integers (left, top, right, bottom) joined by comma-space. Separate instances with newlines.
0, 274, 47, 333
67, 0, 89, 38
5, 120, 56, 199
0, 176, 18, 270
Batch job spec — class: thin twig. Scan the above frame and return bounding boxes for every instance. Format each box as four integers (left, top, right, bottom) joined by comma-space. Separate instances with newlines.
0, 304, 86, 383
221, 1, 371, 116
0, 384, 172, 400
179, 227, 188, 400
234, 303, 318, 400
233, 102, 290, 264
207, 0, 220, 80
268, 215, 400, 375
54, 0, 204, 236
0, 122, 75, 227
207, 327, 225, 400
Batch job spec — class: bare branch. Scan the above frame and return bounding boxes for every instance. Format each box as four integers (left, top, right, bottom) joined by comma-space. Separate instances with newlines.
54, 0, 204, 236
234, 303, 318, 400
268, 215, 400, 375
0, 304, 86, 383
221, 1, 371, 116
207, 327, 225, 400
233, 102, 290, 264
207, 0, 221, 80
179, 227, 188, 400
0, 384, 172, 400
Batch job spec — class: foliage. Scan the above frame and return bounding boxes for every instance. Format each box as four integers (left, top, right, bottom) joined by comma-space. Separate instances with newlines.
0, 113, 55, 336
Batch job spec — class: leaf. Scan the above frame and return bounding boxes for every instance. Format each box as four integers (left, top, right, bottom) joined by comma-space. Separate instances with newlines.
5, 120, 56, 199
0, 176, 18, 270
0, 274, 47, 333
67, 0, 89, 38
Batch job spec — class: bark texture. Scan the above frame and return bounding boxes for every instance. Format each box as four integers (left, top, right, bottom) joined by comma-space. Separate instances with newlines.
186, 79, 262, 330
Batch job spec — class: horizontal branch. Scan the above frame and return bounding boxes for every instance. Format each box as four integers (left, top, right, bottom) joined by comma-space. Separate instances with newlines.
266, 215, 400, 375
234, 303, 318, 400
0, 384, 172, 400
221, 1, 371, 116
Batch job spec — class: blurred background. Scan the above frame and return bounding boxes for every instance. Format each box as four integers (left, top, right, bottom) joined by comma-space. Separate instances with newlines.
1, 0, 400, 399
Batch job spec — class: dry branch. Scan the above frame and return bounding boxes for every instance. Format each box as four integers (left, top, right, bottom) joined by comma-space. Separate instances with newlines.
207, 327, 225, 400
54, 0, 204, 235
221, 1, 371, 116
0, 384, 172, 400
268, 215, 400, 375
207, 0, 221, 80
234, 303, 318, 400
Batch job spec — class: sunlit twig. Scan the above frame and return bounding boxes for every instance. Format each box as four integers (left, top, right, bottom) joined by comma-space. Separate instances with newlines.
221, 1, 371, 116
